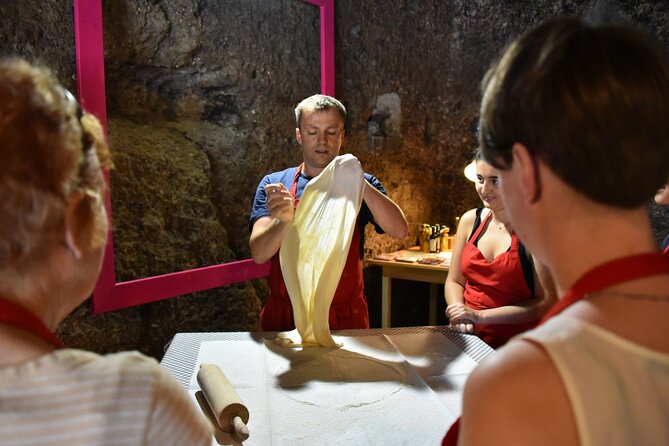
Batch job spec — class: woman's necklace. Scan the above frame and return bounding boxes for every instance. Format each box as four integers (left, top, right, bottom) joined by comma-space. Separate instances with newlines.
490, 210, 511, 232
492, 218, 509, 232
540, 252, 669, 323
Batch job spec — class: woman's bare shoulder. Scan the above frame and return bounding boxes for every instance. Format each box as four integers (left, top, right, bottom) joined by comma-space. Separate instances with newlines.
459, 339, 579, 445
457, 208, 479, 233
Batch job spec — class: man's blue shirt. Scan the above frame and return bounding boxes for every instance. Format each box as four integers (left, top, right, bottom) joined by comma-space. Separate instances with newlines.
249, 166, 386, 256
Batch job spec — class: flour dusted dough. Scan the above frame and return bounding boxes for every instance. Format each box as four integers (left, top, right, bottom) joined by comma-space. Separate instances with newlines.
278, 154, 364, 348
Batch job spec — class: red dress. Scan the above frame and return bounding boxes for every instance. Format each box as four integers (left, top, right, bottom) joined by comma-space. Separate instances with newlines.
259, 165, 370, 331
460, 210, 536, 348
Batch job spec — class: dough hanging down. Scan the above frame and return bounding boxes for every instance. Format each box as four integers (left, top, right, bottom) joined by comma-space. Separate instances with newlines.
278, 154, 364, 348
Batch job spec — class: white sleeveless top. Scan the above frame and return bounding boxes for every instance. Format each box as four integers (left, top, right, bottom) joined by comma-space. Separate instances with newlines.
518, 316, 669, 446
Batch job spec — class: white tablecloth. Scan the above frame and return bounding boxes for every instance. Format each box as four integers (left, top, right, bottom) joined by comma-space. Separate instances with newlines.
161, 327, 494, 446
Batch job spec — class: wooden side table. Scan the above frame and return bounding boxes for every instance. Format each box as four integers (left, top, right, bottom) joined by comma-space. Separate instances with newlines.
368, 247, 451, 327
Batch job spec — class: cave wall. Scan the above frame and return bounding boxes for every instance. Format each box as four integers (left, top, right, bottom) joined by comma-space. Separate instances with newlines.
1, 0, 668, 358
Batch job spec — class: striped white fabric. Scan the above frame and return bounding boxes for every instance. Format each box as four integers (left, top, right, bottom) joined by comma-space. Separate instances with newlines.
0, 349, 212, 446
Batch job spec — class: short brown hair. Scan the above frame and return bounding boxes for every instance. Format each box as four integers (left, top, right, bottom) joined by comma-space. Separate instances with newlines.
479, 16, 669, 208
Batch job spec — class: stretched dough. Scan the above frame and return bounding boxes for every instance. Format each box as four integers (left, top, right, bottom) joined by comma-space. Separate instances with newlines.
279, 154, 364, 348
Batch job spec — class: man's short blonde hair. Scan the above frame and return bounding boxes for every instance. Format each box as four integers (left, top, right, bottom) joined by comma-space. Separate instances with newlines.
294, 94, 346, 129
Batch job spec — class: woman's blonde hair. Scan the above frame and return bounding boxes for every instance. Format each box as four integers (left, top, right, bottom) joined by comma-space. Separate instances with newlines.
0, 58, 111, 293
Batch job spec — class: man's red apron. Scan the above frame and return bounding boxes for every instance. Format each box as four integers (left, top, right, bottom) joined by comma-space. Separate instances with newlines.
260, 164, 370, 331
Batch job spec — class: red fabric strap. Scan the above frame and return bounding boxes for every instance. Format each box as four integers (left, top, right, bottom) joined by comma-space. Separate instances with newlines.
468, 209, 491, 243
442, 418, 460, 446
0, 298, 63, 348
539, 252, 669, 323
288, 163, 304, 204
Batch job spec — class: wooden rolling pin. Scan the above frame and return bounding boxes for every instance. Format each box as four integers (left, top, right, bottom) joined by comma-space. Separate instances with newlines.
197, 363, 250, 441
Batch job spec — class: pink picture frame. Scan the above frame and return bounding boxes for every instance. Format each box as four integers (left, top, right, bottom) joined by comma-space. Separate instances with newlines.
73, 0, 336, 313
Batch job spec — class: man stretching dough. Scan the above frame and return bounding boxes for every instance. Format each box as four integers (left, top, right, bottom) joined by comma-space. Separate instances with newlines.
249, 94, 408, 331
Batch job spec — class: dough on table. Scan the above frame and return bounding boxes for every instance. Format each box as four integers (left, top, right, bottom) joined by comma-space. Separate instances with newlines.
278, 154, 364, 348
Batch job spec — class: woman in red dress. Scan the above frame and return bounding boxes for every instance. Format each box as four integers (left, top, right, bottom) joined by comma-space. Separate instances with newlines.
444, 153, 555, 348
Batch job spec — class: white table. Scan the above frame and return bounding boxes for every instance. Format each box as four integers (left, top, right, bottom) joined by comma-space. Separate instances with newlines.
161, 327, 493, 446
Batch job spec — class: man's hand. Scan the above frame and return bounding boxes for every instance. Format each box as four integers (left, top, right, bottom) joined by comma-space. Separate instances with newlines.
264, 183, 295, 223
249, 183, 295, 263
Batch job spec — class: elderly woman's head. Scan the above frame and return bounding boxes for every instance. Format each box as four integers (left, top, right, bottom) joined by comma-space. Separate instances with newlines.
0, 58, 111, 300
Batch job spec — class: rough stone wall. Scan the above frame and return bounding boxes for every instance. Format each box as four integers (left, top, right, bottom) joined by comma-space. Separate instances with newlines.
1, 0, 668, 358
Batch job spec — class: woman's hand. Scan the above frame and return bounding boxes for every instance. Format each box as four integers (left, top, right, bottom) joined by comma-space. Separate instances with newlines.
446, 303, 480, 334
449, 320, 477, 334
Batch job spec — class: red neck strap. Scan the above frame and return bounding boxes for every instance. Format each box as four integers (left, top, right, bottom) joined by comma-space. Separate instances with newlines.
540, 252, 669, 324
0, 298, 63, 349
288, 163, 304, 199
289, 163, 304, 207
